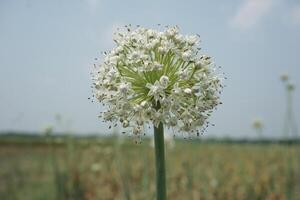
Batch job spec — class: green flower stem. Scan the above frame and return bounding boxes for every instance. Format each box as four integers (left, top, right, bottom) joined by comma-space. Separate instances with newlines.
154, 121, 167, 200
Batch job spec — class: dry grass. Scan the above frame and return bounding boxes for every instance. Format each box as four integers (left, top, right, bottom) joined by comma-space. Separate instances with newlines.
0, 138, 299, 200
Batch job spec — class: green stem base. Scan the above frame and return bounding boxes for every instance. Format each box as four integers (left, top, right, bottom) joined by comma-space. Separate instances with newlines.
154, 122, 167, 200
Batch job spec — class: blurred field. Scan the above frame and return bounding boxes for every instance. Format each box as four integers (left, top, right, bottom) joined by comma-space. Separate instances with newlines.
0, 135, 300, 200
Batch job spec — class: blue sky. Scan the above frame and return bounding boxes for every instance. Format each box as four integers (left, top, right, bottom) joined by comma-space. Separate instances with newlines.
0, 0, 299, 138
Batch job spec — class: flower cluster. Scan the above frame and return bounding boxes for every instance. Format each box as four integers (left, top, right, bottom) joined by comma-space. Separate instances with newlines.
252, 118, 263, 129
92, 25, 223, 137
280, 74, 295, 91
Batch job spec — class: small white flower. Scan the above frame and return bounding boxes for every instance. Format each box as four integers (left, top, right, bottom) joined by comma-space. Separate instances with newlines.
159, 76, 169, 88
186, 35, 199, 45
147, 29, 156, 38
119, 82, 130, 94
95, 92, 105, 101
152, 61, 163, 71
145, 39, 159, 49
165, 26, 179, 37
174, 34, 184, 43
109, 56, 119, 65
179, 70, 189, 80
169, 117, 177, 126
146, 81, 165, 101
201, 55, 211, 65
158, 46, 168, 53
115, 46, 123, 53
184, 88, 192, 94
133, 126, 142, 135
140, 100, 149, 108
122, 120, 129, 128
182, 50, 193, 61
195, 60, 203, 69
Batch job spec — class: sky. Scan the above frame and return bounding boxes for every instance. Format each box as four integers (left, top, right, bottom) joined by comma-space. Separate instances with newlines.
0, 0, 299, 138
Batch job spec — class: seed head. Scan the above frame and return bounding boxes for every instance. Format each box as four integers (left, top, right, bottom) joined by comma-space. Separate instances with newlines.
287, 83, 295, 91
280, 74, 289, 82
252, 119, 263, 129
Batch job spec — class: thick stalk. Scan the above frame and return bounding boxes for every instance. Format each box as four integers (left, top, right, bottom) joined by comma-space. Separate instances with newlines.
154, 121, 167, 200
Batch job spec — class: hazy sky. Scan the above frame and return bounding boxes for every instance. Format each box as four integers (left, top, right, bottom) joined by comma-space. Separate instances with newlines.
0, 0, 299, 138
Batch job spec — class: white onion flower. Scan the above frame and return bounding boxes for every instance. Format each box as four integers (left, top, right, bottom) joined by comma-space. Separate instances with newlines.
91, 25, 224, 137
184, 88, 192, 94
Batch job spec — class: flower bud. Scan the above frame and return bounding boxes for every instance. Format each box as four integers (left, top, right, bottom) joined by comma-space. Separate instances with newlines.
159, 75, 169, 88
184, 88, 192, 94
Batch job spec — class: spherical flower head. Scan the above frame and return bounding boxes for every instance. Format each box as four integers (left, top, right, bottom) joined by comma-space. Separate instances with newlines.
43, 125, 53, 136
280, 74, 289, 82
287, 83, 295, 91
92, 25, 224, 137
252, 119, 263, 129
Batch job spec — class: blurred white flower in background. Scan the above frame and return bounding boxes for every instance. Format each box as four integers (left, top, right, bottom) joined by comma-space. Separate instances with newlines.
90, 163, 102, 172
252, 118, 264, 138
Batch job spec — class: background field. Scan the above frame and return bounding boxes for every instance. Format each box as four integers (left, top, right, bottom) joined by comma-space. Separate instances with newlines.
0, 135, 299, 200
